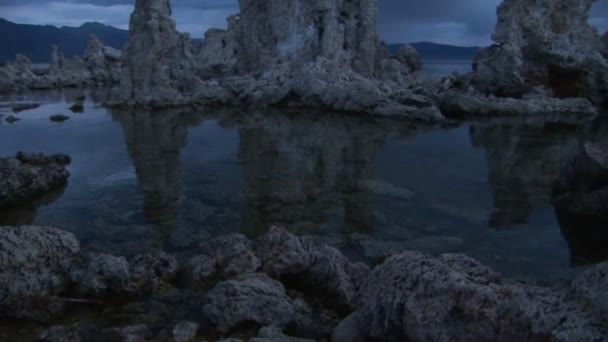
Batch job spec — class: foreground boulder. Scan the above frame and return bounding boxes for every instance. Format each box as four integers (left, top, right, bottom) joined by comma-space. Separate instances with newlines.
0, 226, 80, 320
0, 152, 71, 208
353, 252, 608, 341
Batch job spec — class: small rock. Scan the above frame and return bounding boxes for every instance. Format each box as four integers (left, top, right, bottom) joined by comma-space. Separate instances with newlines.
12, 103, 39, 113
130, 251, 178, 294
250, 325, 315, 342
331, 312, 367, 342
104, 325, 151, 342
50, 114, 70, 122
5, 115, 21, 123
69, 104, 84, 113
172, 321, 199, 342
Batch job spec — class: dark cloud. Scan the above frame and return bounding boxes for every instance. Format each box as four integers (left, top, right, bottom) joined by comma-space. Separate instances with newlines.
0, 0, 606, 45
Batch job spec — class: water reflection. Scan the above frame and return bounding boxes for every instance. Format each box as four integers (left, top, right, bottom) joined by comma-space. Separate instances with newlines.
236, 111, 389, 236
470, 122, 585, 228
0, 184, 66, 226
111, 109, 204, 246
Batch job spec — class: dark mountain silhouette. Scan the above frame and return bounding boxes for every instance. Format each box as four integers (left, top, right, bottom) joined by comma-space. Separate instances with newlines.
0, 18, 127, 63
0, 18, 481, 63
389, 42, 481, 60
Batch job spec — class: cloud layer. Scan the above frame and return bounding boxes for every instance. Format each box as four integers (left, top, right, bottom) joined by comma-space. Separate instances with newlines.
0, 0, 606, 45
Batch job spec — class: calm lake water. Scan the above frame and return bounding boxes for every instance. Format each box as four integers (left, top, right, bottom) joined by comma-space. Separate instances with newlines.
423, 59, 472, 77
1, 87, 607, 281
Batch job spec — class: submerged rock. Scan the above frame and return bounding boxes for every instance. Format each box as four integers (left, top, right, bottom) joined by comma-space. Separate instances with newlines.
50, 114, 70, 122
0, 152, 71, 208
0, 226, 80, 320
5, 115, 21, 123
12, 103, 40, 113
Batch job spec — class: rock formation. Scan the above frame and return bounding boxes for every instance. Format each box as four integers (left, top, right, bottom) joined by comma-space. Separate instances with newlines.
0, 36, 121, 92
114, 0, 202, 106
110, 0, 440, 119
2, 224, 608, 340
0, 152, 71, 208
441, 0, 608, 117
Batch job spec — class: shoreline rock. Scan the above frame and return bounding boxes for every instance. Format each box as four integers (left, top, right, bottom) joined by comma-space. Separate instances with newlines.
1, 225, 607, 340
0, 152, 71, 208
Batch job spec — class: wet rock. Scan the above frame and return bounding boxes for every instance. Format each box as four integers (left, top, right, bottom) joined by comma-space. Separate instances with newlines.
69, 103, 84, 113
0, 152, 71, 208
12, 103, 40, 113
0, 226, 80, 320
357, 251, 607, 341
39, 324, 84, 342
203, 273, 311, 333
50, 114, 70, 122
69, 253, 132, 296
250, 325, 315, 342
471, 0, 608, 104
439, 88, 598, 118
172, 321, 199, 342
129, 251, 178, 294
255, 226, 370, 310
5, 115, 21, 123
187, 233, 261, 282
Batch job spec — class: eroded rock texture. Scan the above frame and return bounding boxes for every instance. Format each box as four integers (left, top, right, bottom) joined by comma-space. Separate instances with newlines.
0, 152, 71, 208
115, 0, 201, 106
0, 226, 80, 321
473, 0, 608, 103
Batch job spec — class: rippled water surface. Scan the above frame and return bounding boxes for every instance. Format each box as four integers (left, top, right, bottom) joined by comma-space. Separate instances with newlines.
1, 89, 607, 281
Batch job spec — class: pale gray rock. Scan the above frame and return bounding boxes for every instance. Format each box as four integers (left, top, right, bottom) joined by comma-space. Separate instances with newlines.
203, 273, 311, 333
0, 226, 80, 320
69, 253, 132, 296
471, 0, 608, 104
172, 321, 199, 342
331, 312, 368, 342
0, 152, 71, 208
255, 226, 370, 310
83, 35, 122, 84
187, 233, 261, 281
103, 324, 151, 342
115, 0, 201, 106
357, 251, 607, 341
571, 260, 608, 322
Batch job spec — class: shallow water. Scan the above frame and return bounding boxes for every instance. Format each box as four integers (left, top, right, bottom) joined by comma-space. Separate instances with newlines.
1, 90, 607, 281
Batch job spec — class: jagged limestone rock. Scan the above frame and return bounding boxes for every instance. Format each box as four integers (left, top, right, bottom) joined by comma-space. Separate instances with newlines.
0, 226, 80, 321
116, 0, 201, 106
472, 0, 608, 104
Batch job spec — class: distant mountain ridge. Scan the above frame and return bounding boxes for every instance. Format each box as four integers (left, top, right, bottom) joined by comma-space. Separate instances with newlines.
0, 18, 128, 63
0, 18, 481, 63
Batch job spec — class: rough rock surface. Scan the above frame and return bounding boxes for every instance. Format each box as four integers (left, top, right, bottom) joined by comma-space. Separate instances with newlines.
129, 251, 179, 294
0, 152, 71, 208
172, 321, 199, 342
83, 34, 122, 84
256, 226, 370, 310
469, 0, 608, 104
70, 253, 132, 296
203, 273, 311, 333
0, 226, 80, 320
356, 251, 608, 341
114, 0, 201, 106
187, 233, 261, 281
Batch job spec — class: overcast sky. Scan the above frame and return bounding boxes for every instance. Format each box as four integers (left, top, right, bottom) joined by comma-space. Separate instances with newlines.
0, 0, 607, 46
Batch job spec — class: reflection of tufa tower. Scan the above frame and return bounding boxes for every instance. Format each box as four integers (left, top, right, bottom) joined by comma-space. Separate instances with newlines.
237, 111, 388, 236
112, 109, 193, 245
